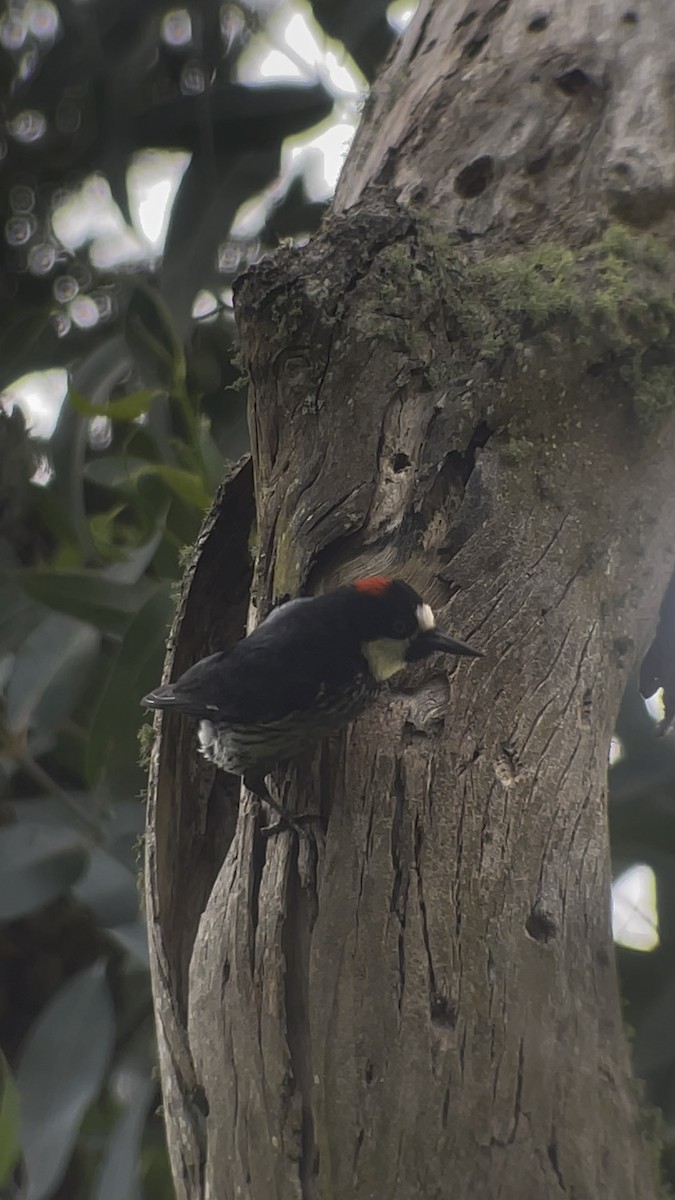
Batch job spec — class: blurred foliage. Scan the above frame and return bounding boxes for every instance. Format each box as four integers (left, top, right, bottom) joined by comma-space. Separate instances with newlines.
1, 0, 675, 1197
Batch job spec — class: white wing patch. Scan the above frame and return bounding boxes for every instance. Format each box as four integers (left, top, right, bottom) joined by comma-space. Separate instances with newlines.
416, 603, 435, 632
198, 720, 216, 749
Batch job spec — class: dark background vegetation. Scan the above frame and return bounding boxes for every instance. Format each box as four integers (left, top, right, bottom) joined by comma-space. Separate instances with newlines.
0, 2, 673, 1196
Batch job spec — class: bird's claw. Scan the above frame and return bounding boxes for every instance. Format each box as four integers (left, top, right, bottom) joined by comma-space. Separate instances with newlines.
260, 810, 319, 838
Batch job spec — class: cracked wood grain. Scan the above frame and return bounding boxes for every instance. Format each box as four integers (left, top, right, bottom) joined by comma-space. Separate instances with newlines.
145, 456, 254, 1195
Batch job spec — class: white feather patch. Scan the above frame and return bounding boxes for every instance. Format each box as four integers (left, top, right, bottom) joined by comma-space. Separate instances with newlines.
198, 720, 215, 749
416, 602, 435, 631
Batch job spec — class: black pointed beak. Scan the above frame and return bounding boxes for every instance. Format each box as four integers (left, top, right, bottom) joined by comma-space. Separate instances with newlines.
406, 629, 483, 663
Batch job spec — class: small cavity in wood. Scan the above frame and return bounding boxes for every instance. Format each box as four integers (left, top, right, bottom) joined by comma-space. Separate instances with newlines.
526, 908, 557, 943
526, 150, 553, 176
455, 9, 477, 31
392, 452, 411, 473
463, 32, 489, 59
555, 68, 596, 96
454, 155, 495, 198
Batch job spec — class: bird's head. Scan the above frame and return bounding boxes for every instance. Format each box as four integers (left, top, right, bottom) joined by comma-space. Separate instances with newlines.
350, 576, 482, 682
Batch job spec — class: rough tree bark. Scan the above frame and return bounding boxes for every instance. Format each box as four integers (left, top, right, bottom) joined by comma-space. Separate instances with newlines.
145, 1, 675, 1197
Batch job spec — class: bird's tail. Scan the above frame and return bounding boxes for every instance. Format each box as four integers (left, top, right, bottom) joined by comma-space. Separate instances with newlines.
141, 684, 180, 709
141, 683, 207, 717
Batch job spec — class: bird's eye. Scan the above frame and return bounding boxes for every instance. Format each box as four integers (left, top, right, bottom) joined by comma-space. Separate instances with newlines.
392, 619, 408, 637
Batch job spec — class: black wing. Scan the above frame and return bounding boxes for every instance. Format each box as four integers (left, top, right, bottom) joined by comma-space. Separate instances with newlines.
142, 593, 365, 723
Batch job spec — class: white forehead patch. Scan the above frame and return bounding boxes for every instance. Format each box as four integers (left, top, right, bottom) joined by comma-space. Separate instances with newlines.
416, 603, 435, 632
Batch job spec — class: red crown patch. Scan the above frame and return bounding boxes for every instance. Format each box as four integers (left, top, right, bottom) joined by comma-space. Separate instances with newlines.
353, 576, 392, 596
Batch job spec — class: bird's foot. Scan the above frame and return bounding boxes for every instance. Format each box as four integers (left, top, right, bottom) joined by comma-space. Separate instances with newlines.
244, 772, 318, 838
260, 810, 319, 839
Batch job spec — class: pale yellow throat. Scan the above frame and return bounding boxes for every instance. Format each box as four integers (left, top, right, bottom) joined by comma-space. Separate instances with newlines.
362, 600, 437, 681
362, 638, 410, 681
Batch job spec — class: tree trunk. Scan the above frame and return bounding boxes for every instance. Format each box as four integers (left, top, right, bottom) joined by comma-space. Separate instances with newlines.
145, 1, 675, 1196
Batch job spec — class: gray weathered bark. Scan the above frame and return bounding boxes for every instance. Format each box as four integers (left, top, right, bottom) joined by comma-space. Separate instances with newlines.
146, 1, 675, 1196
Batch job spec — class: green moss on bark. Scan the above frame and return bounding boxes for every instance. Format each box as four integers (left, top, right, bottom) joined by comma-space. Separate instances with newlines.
138, 720, 155, 769
250, 218, 675, 461
386, 222, 675, 434
633, 366, 675, 430
476, 244, 581, 329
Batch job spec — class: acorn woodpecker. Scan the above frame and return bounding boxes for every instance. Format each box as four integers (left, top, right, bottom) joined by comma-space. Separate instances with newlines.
142, 576, 481, 831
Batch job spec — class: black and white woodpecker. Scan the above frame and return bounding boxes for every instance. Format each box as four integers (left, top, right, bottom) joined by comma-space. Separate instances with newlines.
142, 576, 481, 829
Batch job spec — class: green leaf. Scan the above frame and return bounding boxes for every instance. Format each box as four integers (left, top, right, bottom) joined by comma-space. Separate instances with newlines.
144, 464, 211, 509
94, 1077, 154, 1200
104, 531, 163, 585
5, 614, 101, 736
16, 570, 159, 636
83, 457, 150, 491
212, 391, 250, 464
0, 823, 89, 922
0, 1050, 21, 1186
17, 962, 115, 1200
29, 484, 81, 558
195, 417, 224, 487
86, 587, 173, 782
69, 388, 160, 422
89, 506, 134, 561
125, 283, 186, 391
66, 334, 132, 413
73, 848, 139, 927
0, 584, 45, 655
49, 381, 97, 562
83, 456, 211, 510
105, 920, 149, 966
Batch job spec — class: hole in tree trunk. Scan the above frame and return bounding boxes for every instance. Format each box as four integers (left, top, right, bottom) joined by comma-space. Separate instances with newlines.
526, 908, 557, 942
392, 452, 411, 472
455, 156, 494, 197
555, 67, 596, 96
431, 995, 457, 1027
